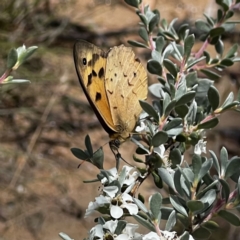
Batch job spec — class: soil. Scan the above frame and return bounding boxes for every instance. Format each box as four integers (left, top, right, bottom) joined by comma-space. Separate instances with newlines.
0, 0, 240, 239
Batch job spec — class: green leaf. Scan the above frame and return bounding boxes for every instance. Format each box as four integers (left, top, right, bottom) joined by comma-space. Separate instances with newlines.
150, 193, 162, 220
139, 100, 159, 122
175, 105, 188, 118
127, 40, 148, 48
225, 157, 240, 179
208, 85, 220, 111
156, 36, 165, 53
209, 151, 219, 176
163, 118, 182, 131
71, 148, 89, 160
215, 0, 229, 11
152, 131, 168, 147
133, 215, 155, 231
149, 15, 158, 33
124, 0, 139, 8
192, 227, 211, 239
220, 58, 234, 67
17, 46, 38, 66
7, 48, 18, 69
184, 34, 195, 61
147, 59, 162, 75
221, 91, 234, 108
158, 168, 176, 191
200, 69, 221, 81
138, 13, 148, 28
170, 148, 182, 167
215, 39, 224, 55
187, 200, 204, 214
221, 101, 239, 111
196, 180, 218, 199
115, 221, 127, 235
170, 196, 188, 217
199, 159, 213, 180
139, 27, 149, 42
174, 169, 185, 197
219, 179, 230, 202
175, 91, 195, 106
218, 210, 240, 226
164, 100, 176, 117
209, 27, 225, 38
165, 210, 176, 231
195, 20, 211, 32
134, 198, 148, 213
224, 44, 238, 58
163, 59, 177, 77
91, 147, 104, 169
85, 135, 93, 156
179, 231, 190, 240
220, 147, 228, 177
202, 221, 219, 231
192, 154, 202, 182
197, 118, 219, 130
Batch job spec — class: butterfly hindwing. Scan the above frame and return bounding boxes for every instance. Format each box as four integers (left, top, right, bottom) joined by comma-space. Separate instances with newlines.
105, 45, 148, 139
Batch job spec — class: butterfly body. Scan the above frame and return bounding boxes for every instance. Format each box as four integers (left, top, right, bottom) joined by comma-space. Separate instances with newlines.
73, 40, 148, 143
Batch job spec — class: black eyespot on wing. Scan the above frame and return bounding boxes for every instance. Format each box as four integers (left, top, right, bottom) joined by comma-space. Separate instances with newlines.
87, 73, 92, 86
92, 70, 97, 77
98, 67, 104, 79
114, 73, 117, 77
95, 92, 101, 102
133, 72, 137, 77
83, 58, 87, 65
135, 57, 141, 63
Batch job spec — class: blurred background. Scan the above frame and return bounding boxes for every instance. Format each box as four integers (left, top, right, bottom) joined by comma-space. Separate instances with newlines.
0, 0, 240, 239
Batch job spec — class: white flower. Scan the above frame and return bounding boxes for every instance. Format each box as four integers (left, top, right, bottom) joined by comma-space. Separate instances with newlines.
154, 144, 165, 158
89, 224, 104, 240
110, 192, 138, 219
122, 223, 141, 239
101, 168, 118, 184
85, 195, 110, 218
162, 230, 178, 239
103, 185, 119, 198
103, 220, 118, 233
194, 139, 207, 155
143, 232, 160, 240
135, 121, 147, 132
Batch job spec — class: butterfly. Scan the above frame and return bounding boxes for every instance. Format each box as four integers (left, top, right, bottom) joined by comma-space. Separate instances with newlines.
73, 40, 148, 152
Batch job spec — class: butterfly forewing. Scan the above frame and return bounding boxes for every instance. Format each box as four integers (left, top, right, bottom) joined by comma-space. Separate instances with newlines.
105, 45, 148, 139
73, 40, 116, 134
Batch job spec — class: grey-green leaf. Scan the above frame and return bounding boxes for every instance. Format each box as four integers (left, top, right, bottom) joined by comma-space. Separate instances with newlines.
184, 34, 195, 61
218, 210, 240, 226
124, 0, 139, 8
152, 131, 168, 147
170, 196, 188, 217
7, 48, 18, 69
147, 59, 162, 75
187, 200, 204, 214
139, 100, 159, 122
85, 135, 93, 156
208, 85, 220, 111
150, 193, 162, 220
197, 117, 219, 130
225, 157, 240, 179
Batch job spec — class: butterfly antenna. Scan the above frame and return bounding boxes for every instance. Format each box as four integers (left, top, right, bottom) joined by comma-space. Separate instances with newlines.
109, 140, 133, 169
